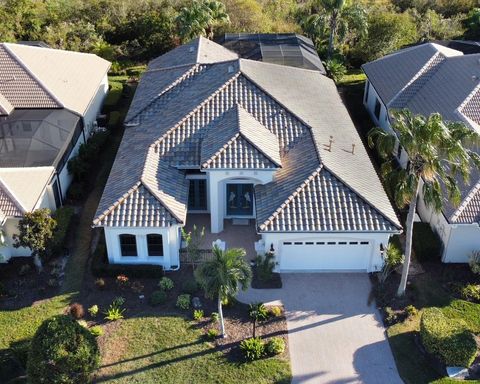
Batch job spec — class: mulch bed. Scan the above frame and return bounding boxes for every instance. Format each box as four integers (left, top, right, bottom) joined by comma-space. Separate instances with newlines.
251, 268, 282, 289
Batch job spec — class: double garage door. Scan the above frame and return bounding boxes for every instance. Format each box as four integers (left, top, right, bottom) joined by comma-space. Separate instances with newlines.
279, 240, 372, 272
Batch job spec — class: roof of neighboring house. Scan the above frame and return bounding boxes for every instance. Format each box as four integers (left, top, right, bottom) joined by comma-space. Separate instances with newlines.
0, 167, 54, 221
218, 33, 326, 74
363, 43, 480, 225
94, 36, 401, 232
0, 43, 110, 116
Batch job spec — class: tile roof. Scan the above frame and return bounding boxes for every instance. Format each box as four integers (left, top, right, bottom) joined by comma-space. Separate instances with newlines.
0, 43, 110, 116
0, 182, 23, 221
363, 43, 480, 224
451, 182, 480, 224
95, 39, 401, 232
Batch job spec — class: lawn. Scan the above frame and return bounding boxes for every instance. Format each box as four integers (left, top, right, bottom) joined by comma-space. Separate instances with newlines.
95, 316, 291, 384
386, 270, 480, 384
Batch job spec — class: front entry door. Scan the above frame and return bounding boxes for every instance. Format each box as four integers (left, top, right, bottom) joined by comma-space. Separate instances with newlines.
226, 184, 254, 216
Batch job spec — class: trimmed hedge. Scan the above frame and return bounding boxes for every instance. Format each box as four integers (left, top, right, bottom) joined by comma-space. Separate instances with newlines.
27, 315, 99, 384
412, 222, 442, 261
104, 81, 123, 107
91, 242, 164, 278
420, 307, 477, 367
46, 206, 75, 258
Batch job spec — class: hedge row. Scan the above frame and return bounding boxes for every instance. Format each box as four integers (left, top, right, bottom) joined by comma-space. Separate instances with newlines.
91, 242, 164, 278
420, 307, 477, 367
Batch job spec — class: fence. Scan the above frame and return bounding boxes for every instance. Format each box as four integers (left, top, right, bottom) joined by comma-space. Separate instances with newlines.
179, 249, 214, 265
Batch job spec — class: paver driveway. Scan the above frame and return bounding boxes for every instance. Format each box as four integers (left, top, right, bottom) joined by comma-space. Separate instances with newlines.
238, 273, 402, 384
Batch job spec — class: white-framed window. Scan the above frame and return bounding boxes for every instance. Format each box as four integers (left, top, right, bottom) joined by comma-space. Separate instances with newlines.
119, 234, 137, 256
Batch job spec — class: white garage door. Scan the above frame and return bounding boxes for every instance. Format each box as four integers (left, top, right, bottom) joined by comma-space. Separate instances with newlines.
280, 240, 372, 271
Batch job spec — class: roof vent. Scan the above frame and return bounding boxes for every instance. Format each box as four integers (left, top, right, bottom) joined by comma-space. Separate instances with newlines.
189, 46, 195, 53
228, 65, 235, 73
473, 75, 479, 81
323, 136, 334, 152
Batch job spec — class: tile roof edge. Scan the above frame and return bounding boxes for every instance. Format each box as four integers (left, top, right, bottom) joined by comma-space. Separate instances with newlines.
387, 51, 445, 108
449, 179, 480, 223
457, 82, 480, 132
93, 182, 142, 226
0, 176, 26, 214
140, 178, 184, 224
258, 166, 323, 231
3, 43, 64, 109
202, 133, 240, 168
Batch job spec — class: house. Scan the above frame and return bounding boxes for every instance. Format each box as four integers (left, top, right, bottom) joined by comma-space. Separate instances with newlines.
362, 42, 480, 263
0, 43, 110, 262
93, 36, 401, 272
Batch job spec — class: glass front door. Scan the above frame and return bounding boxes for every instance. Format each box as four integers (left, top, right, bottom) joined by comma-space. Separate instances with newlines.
226, 184, 254, 216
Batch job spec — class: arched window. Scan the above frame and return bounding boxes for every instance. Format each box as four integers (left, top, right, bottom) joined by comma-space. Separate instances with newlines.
119, 234, 137, 256
147, 234, 163, 256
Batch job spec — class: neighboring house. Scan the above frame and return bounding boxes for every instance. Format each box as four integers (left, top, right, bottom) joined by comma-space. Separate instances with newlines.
0, 42, 110, 262
93, 36, 401, 272
217, 33, 326, 73
362, 42, 480, 263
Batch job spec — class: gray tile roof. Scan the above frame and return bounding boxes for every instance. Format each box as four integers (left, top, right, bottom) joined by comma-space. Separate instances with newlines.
95, 39, 401, 232
364, 43, 480, 224
0, 184, 23, 221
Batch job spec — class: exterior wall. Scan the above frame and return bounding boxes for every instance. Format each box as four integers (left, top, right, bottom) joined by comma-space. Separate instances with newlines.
83, 74, 109, 136
57, 130, 87, 200
261, 232, 393, 273
363, 80, 390, 132
206, 169, 276, 233
2, 218, 29, 260
104, 225, 181, 270
443, 223, 480, 263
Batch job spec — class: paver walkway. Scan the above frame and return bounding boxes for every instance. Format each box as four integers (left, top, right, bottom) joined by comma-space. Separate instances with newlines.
238, 273, 402, 384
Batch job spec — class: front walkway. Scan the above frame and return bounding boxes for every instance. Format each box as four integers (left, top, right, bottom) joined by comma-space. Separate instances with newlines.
238, 274, 402, 384
184, 214, 260, 261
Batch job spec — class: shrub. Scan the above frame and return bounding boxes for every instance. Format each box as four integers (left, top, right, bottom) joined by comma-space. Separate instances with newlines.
181, 279, 199, 294
77, 319, 88, 328
325, 59, 347, 83
150, 290, 167, 306
116, 274, 129, 287
412, 223, 442, 261
207, 328, 219, 340
249, 302, 269, 322
47, 206, 75, 258
420, 307, 477, 367
240, 337, 265, 361
384, 307, 398, 325
211, 312, 219, 322
255, 252, 275, 282
105, 81, 123, 107
95, 277, 106, 290
18, 264, 31, 276
469, 251, 480, 275
131, 281, 144, 293
67, 180, 86, 201
266, 337, 285, 355
379, 242, 403, 284
27, 315, 100, 384
113, 296, 125, 307
88, 305, 99, 318
193, 309, 204, 320
69, 303, 85, 319
104, 305, 125, 321
158, 277, 174, 291
269, 306, 283, 318
176, 294, 191, 310
108, 111, 121, 128
461, 284, 480, 302
405, 305, 418, 318
90, 326, 104, 337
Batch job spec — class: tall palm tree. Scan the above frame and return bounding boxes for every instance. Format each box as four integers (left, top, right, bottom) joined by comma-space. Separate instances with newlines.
368, 109, 480, 296
176, 0, 229, 42
195, 246, 252, 337
303, 0, 367, 60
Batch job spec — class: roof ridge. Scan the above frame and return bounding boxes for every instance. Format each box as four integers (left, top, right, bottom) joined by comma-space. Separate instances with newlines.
3, 43, 64, 108
126, 64, 202, 123
388, 51, 445, 108
259, 166, 323, 230
145, 63, 197, 73
93, 182, 142, 225
457, 82, 480, 131
450, 179, 480, 222
202, 132, 240, 168
0, 176, 26, 213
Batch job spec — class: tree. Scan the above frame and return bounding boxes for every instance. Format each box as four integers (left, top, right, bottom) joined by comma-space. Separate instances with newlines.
378, 242, 404, 284
27, 315, 100, 384
302, 0, 367, 60
412, 9, 464, 41
464, 8, 480, 41
13, 208, 57, 272
176, 0, 229, 42
195, 246, 252, 337
368, 110, 480, 296
181, 224, 205, 271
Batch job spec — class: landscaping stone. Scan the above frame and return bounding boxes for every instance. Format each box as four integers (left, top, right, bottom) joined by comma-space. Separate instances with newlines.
192, 297, 202, 309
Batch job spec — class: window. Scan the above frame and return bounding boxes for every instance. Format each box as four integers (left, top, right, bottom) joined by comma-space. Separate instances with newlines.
364, 81, 369, 103
147, 234, 164, 256
374, 99, 381, 120
338, 241, 347, 245
188, 179, 207, 210
349, 241, 358, 245
283, 242, 292, 245
316, 242, 325, 245
294, 242, 303, 245
327, 241, 336, 245
305, 242, 314, 245
360, 241, 369, 245
119, 234, 137, 256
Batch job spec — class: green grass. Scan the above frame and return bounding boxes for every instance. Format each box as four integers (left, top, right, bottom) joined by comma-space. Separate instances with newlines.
387, 274, 480, 384
104, 81, 123, 107
95, 316, 291, 384
337, 69, 366, 86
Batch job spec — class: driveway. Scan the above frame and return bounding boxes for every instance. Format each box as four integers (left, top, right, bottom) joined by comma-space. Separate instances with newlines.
237, 274, 402, 384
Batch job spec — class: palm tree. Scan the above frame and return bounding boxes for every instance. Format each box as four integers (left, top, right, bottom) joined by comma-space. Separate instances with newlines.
368, 109, 480, 296
176, 0, 229, 42
303, 0, 367, 60
195, 246, 252, 337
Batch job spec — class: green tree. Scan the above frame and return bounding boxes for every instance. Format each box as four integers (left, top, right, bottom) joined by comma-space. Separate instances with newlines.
181, 224, 205, 271
195, 246, 252, 337
464, 8, 480, 41
368, 110, 480, 296
176, 0, 229, 42
302, 0, 367, 60
412, 9, 464, 41
13, 208, 57, 272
